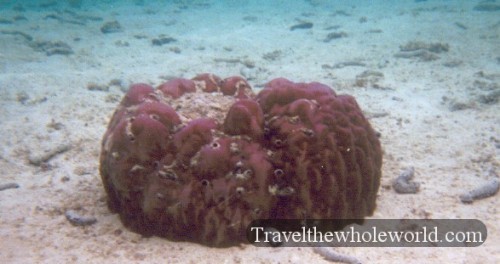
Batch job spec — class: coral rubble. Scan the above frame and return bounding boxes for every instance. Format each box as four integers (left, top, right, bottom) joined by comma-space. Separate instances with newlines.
395, 41, 449, 62
392, 167, 420, 194
29, 40, 74, 56
290, 21, 313, 31
99, 74, 382, 247
152, 35, 177, 46
0, 182, 19, 192
323, 31, 348, 42
460, 179, 499, 204
473, 3, 500, 12
100, 20, 122, 34
65, 210, 97, 226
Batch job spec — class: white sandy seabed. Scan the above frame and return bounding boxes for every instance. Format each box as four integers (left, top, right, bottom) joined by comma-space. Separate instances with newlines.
0, 1, 498, 263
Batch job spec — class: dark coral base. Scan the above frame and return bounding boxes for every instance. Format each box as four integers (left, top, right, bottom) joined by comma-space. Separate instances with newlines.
99, 74, 382, 247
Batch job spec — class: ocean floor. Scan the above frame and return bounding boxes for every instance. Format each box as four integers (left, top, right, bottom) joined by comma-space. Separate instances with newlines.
0, 0, 499, 263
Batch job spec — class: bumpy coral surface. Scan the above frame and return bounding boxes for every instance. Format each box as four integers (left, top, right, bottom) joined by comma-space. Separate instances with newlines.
100, 74, 382, 247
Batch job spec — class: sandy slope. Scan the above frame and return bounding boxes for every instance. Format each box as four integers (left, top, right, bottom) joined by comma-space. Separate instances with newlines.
0, 1, 498, 263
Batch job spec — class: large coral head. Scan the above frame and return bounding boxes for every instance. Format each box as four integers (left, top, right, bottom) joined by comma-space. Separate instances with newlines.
99, 74, 382, 247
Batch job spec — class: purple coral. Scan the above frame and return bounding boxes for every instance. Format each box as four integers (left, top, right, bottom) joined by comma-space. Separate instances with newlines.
100, 74, 382, 247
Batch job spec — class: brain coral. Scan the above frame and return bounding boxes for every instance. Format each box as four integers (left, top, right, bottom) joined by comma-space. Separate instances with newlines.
99, 74, 382, 247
